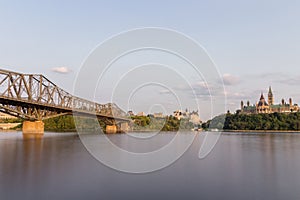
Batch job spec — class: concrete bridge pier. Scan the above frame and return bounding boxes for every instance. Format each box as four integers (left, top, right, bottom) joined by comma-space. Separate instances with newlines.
105, 122, 129, 134
22, 121, 44, 137
106, 125, 117, 134
118, 122, 129, 133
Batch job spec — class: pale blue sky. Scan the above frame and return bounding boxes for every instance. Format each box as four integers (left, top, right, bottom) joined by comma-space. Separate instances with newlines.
1, 0, 300, 120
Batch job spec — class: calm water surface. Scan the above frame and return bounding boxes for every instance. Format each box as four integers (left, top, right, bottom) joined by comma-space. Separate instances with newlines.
1, 131, 300, 200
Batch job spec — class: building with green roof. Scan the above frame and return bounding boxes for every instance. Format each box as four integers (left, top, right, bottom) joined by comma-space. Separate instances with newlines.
240, 86, 299, 114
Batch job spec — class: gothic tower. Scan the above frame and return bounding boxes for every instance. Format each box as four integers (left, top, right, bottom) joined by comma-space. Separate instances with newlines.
268, 86, 274, 105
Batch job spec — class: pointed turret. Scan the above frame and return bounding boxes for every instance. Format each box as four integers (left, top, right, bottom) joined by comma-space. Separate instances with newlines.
268, 86, 272, 94
258, 93, 268, 106
268, 86, 274, 105
260, 92, 265, 100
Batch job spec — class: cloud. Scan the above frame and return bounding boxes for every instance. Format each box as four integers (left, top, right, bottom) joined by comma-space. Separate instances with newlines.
222, 74, 240, 86
193, 81, 209, 89
244, 72, 283, 79
51, 67, 72, 74
277, 76, 300, 85
159, 89, 172, 94
225, 91, 254, 100
181, 81, 225, 100
158, 80, 227, 101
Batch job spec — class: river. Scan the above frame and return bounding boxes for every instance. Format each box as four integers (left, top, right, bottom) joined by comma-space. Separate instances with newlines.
1, 131, 300, 200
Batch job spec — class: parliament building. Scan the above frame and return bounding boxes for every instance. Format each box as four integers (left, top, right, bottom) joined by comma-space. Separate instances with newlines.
240, 87, 299, 114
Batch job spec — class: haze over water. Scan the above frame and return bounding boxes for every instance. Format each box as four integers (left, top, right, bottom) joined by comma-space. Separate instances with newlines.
1, 132, 300, 200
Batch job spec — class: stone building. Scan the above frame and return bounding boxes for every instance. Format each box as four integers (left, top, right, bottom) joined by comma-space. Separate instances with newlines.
153, 112, 164, 118
240, 86, 299, 114
173, 109, 201, 125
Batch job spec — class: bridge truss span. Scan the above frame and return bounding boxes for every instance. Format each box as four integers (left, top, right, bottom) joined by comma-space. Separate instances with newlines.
0, 69, 129, 124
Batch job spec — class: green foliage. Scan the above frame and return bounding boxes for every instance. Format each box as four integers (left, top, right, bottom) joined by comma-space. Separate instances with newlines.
208, 114, 226, 129
0, 118, 23, 123
131, 116, 150, 127
202, 119, 214, 129
162, 116, 180, 131
43, 115, 104, 132
43, 114, 194, 132
222, 112, 300, 131
43, 115, 76, 131
131, 115, 194, 131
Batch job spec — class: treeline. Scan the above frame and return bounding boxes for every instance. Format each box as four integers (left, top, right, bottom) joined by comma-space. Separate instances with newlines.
43, 115, 194, 132
0, 118, 23, 123
43, 116, 105, 132
131, 116, 194, 131
10, 115, 194, 132
204, 112, 300, 131
43, 116, 76, 131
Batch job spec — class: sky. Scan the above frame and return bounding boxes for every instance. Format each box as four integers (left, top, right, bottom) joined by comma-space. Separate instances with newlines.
1, 0, 300, 120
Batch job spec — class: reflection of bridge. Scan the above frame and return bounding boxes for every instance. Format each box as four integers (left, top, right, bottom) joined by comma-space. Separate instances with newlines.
0, 69, 130, 134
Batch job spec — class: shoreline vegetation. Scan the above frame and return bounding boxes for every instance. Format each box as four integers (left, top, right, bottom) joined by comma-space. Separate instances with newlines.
1, 115, 197, 133
129, 116, 196, 132
222, 130, 300, 133
1, 112, 300, 133
203, 112, 300, 131
41, 115, 197, 132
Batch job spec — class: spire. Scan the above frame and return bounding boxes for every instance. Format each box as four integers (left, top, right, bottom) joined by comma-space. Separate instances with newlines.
268, 86, 274, 105
268, 86, 272, 94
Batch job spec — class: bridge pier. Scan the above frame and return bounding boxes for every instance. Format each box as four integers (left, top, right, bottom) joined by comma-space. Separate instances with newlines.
118, 122, 129, 133
22, 121, 44, 137
106, 125, 117, 134
105, 122, 129, 133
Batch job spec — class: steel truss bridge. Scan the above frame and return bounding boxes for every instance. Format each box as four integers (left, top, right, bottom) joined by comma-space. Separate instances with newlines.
0, 69, 129, 125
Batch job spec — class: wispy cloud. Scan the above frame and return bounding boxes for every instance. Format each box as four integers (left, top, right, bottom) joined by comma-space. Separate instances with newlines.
225, 90, 256, 101
277, 76, 300, 85
51, 67, 72, 74
222, 73, 240, 86
244, 72, 290, 83
159, 89, 172, 94
174, 81, 225, 100
257, 72, 283, 79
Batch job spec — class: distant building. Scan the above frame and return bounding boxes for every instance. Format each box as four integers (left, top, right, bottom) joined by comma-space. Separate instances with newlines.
173, 109, 201, 124
136, 112, 146, 117
173, 110, 189, 120
240, 86, 299, 114
189, 111, 201, 125
153, 112, 164, 118
127, 111, 135, 116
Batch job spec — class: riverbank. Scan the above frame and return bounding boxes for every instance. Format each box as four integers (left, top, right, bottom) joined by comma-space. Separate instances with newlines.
222, 129, 300, 133
0, 123, 21, 130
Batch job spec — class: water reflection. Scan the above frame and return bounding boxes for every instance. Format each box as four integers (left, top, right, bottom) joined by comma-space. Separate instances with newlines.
0, 132, 300, 200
